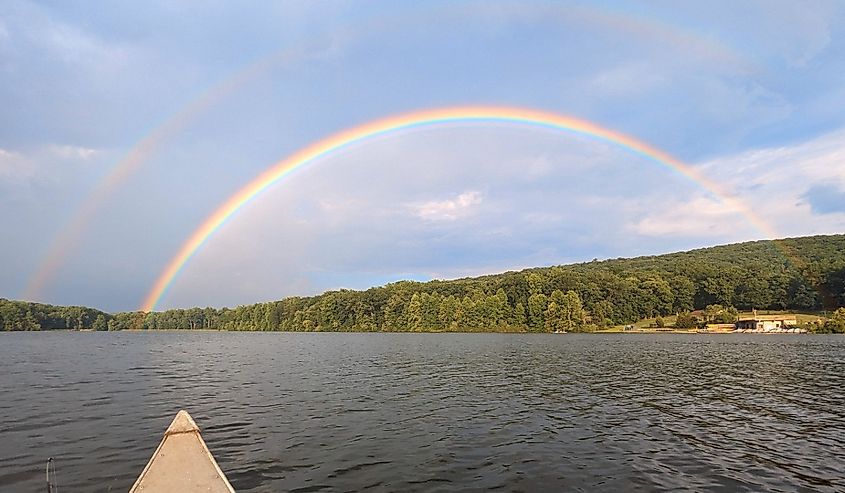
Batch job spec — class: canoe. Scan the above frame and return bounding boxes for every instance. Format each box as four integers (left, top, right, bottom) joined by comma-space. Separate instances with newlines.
129, 410, 235, 492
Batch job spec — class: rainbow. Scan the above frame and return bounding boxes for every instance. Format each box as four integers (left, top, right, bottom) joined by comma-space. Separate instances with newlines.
22, 3, 754, 304
140, 105, 777, 312
19, 44, 322, 302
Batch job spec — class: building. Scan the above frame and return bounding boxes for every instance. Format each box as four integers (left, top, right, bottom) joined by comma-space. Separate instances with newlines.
735, 314, 798, 332
703, 323, 735, 333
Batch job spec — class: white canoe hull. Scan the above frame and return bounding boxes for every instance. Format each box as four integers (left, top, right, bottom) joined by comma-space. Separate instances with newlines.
129, 410, 235, 493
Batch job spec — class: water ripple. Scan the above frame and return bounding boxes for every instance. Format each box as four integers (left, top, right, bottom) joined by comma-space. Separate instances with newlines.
0, 332, 843, 492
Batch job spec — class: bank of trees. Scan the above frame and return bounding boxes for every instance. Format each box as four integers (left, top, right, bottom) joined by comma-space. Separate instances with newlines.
3, 234, 844, 332
107, 234, 845, 332
818, 308, 845, 333
0, 299, 109, 331
108, 287, 592, 332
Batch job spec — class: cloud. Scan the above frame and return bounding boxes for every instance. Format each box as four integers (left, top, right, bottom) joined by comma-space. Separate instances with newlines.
0, 2, 129, 73
8, 2, 845, 311
626, 124, 845, 240
411, 190, 484, 221
47, 145, 101, 161
698, 127, 845, 234
0, 148, 33, 180
628, 196, 744, 238
700, 126, 845, 189
153, 123, 845, 309
802, 185, 845, 214
0, 144, 104, 184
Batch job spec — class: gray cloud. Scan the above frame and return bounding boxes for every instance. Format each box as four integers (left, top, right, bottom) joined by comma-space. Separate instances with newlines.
803, 185, 845, 214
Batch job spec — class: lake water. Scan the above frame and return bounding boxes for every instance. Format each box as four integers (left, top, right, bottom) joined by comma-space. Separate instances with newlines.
0, 332, 843, 492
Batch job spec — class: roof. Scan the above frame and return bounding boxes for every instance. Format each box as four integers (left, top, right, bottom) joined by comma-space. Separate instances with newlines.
737, 315, 798, 322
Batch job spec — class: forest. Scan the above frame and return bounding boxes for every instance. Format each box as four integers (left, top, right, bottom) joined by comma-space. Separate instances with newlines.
2, 234, 844, 333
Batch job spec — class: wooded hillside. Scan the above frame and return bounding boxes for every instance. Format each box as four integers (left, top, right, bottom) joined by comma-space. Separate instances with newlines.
3, 234, 844, 332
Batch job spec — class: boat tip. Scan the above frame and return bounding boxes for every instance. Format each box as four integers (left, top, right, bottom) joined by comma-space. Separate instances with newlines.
165, 409, 199, 435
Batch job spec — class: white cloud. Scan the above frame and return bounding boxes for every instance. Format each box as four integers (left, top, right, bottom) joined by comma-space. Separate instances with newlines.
0, 148, 38, 182
628, 196, 745, 238
411, 191, 484, 221
0, 144, 103, 178
711, 130, 845, 235
707, 129, 845, 185
630, 127, 845, 240
47, 144, 100, 161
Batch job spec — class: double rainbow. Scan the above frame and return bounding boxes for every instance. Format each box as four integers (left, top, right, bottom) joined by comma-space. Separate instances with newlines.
23, 3, 755, 303
140, 106, 775, 312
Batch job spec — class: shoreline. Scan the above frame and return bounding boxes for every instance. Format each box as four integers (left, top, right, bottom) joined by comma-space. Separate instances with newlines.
3, 328, 827, 335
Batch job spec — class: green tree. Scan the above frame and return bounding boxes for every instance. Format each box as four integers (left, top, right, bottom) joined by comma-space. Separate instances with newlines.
671, 276, 696, 312
735, 277, 772, 309
640, 276, 674, 317
675, 311, 699, 329
513, 302, 527, 328
560, 290, 585, 332
590, 300, 613, 327
788, 278, 820, 310
703, 304, 738, 324
544, 301, 564, 332
22, 311, 40, 330
382, 294, 406, 331
92, 314, 107, 331
438, 295, 460, 331
407, 293, 423, 331
526, 272, 547, 295
702, 274, 737, 307
822, 307, 845, 333
527, 293, 548, 332
421, 292, 442, 330
492, 289, 510, 326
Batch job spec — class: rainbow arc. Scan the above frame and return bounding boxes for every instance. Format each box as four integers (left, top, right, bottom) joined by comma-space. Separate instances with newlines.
23, 3, 754, 302
140, 106, 777, 312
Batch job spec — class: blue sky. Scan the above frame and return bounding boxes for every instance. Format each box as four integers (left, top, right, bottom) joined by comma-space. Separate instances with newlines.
1, 0, 844, 311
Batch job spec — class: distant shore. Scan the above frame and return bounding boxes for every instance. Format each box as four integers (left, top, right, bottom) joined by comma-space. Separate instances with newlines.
17, 328, 830, 335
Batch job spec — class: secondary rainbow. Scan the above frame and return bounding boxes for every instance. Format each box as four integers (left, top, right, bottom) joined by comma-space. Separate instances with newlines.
140, 105, 777, 312
23, 3, 755, 304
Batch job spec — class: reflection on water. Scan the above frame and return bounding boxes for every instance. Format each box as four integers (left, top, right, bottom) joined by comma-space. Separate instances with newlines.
0, 332, 843, 492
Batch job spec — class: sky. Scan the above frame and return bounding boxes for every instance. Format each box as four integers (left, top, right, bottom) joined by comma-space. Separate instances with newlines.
1, 0, 845, 312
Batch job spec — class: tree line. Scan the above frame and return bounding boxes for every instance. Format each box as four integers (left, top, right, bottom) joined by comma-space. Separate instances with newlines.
3, 234, 844, 332
0, 299, 109, 331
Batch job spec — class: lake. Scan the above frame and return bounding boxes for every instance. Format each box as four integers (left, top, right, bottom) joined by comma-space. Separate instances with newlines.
1, 332, 843, 492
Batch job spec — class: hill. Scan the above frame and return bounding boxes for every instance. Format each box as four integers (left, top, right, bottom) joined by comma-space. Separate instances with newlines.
3, 234, 844, 332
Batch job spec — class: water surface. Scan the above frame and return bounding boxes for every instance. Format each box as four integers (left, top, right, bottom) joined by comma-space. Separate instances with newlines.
1, 332, 843, 492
